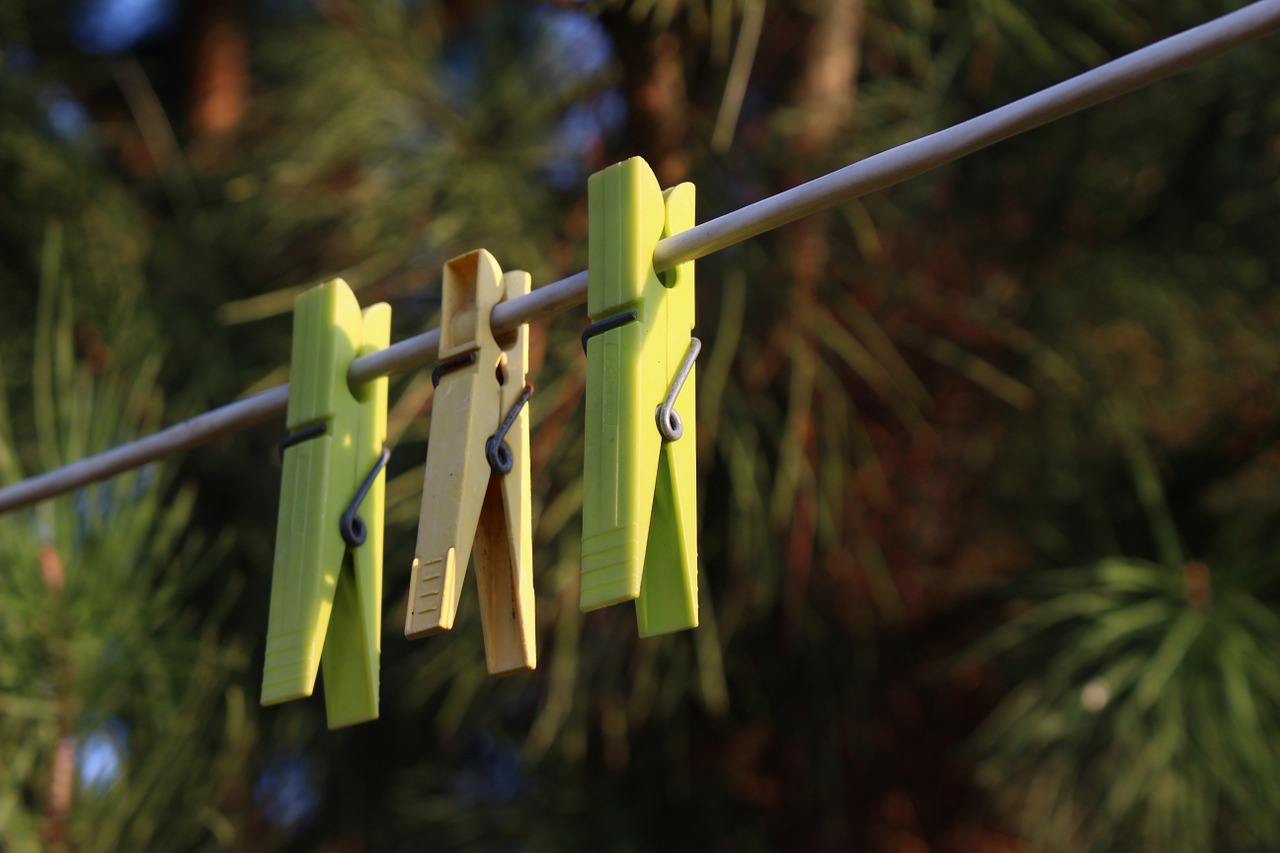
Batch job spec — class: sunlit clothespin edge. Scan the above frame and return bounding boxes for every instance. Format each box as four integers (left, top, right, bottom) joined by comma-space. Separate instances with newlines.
262, 279, 390, 729
406, 250, 537, 676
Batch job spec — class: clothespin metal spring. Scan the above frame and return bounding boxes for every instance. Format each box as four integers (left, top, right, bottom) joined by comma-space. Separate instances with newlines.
339, 446, 392, 547
278, 423, 327, 460
485, 383, 534, 475
580, 310, 639, 353
655, 337, 701, 442
278, 423, 391, 549
432, 352, 478, 388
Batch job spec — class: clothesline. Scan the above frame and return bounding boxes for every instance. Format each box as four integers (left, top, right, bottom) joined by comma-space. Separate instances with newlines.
1, 0, 1278, 515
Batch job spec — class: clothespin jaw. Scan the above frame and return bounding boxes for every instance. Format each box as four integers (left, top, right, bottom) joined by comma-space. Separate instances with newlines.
262, 279, 390, 729
406, 249, 536, 676
580, 157, 699, 637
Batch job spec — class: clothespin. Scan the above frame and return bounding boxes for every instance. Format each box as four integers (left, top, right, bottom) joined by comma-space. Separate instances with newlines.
405, 250, 536, 676
261, 279, 391, 729
580, 157, 699, 637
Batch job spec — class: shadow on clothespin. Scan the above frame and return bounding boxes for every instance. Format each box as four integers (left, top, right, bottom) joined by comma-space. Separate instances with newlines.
405, 249, 536, 676
261, 279, 391, 729
580, 156, 699, 637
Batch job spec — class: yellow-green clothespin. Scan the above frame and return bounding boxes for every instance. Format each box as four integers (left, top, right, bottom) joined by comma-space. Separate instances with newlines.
262, 279, 391, 729
406, 250, 536, 676
580, 156, 699, 637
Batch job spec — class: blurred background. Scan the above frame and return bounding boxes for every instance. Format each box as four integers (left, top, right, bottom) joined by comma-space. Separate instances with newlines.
3, 0, 1280, 850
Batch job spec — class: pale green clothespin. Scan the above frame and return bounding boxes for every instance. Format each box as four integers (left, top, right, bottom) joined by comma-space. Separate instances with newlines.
262, 278, 391, 728
580, 156, 699, 637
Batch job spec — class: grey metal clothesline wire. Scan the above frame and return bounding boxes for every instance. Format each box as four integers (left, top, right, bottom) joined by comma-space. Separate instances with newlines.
2, 0, 1279, 515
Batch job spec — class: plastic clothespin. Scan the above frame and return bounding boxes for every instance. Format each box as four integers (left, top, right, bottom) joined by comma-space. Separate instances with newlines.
580, 156, 699, 637
262, 279, 391, 729
405, 249, 536, 676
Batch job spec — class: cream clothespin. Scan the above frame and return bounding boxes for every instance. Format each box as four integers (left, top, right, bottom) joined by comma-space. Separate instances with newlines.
405, 250, 536, 675
262, 279, 390, 729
